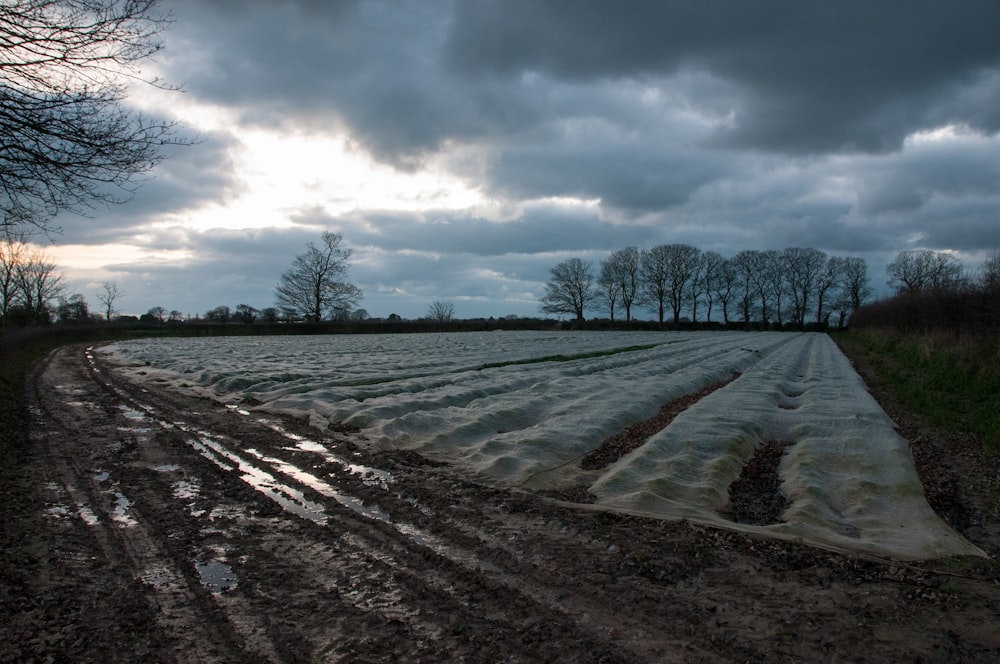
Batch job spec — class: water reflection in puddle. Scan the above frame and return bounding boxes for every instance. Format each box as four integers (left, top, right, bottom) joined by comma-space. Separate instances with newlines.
110, 487, 138, 527
93, 469, 137, 527
253, 417, 396, 489
184, 431, 330, 525
242, 448, 502, 574
195, 559, 238, 594
77, 504, 100, 526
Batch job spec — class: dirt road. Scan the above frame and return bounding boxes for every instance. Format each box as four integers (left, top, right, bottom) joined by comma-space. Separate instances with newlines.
3, 343, 999, 662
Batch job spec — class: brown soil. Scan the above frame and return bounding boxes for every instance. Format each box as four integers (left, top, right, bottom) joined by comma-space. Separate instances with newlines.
721, 440, 796, 526
2, 343, 999, 662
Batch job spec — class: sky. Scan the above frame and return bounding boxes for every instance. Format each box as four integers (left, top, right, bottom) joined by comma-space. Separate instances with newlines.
44, 0, 1000, 320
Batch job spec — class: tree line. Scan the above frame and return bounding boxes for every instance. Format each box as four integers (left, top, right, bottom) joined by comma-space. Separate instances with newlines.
541, 245, 873, 327
852, 248, 1000, 334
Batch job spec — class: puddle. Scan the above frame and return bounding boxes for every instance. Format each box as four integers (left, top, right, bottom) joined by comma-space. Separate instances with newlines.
194, 544, 238, 594
155, 464, 181, 473
95, 470, 110, 482
242, 448, 502, 574
110, 487, 138, 527
209, 504, 246, 521
195, 559, 238, 594
119, 404, 148, 420
46, 504, 72, 519
77, 503, 100, 525
172, 478, 201, 501
185, 434, 330, 525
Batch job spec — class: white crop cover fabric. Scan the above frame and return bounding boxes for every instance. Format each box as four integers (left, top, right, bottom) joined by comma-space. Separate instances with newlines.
102, 331, 986, 560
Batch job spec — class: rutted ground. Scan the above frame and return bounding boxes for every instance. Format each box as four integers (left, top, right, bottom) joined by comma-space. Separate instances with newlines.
2, 343, 999, 662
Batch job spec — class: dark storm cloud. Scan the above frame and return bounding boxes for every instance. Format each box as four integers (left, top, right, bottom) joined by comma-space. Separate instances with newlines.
156, 0, 1000, 219
445, 0, 1000, 154
337, 207, 658, 257
54, 1, 1000, 320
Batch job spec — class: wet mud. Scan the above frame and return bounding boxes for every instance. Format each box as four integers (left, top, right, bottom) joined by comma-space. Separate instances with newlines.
721, 440, 795, 526
2, 343, 1000, 662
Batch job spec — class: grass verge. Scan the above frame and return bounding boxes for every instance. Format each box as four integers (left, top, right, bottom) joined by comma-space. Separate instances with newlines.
834, 328, 1000, 451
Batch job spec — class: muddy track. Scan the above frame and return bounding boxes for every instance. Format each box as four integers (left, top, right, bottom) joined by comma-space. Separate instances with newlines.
6, 343, 1000, 662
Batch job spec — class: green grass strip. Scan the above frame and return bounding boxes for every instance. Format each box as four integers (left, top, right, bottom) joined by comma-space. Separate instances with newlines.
836, 330, 1000, 451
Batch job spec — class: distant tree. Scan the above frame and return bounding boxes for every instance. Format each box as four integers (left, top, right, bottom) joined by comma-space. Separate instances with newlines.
427, 300, 455, 322
57, 293, 88, 323
0, 232, 28, 326
14, 245, 64, 324
539, 257, 596, 322
0, 0, 190, 234
387, 312, 402, 321
600, 247, 642, 322
146, 306, 166, 323
814, 257, 851, 325
641, 244, 701, 324
205, 305, 230, 322
275, 232, 362, 322
757, 249, 784, 325
782, 247, 828, 325
730, 250, 760, 325
980, 249, 1000, 295
234, 303, 257, 323
887, 250, 963, 294
259, 307, 279, 323
168, 309, 184, 322
687, 252, 711, 322
96, 280, 123, 321
351, 308, 369, 321
700, 251, 727, 322
596, 261, 620, 321
840, 257, 872, 313
640, 246, 670, 325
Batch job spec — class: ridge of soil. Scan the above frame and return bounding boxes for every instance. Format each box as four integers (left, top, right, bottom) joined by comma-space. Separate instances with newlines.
1, 342, 999, 662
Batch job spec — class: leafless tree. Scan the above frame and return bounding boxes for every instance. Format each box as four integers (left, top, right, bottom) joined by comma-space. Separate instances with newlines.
699, 251, 727, 322
707, 254, 736, 324
641, 244, 701, 324
782, 247, 827, 325
814, 256, 845, 325
1, 0, 190, 233
978, 249, 1000, 294
887, 249, 963, 294
0, 231, 28, 325
14, 244, 64, 323
539, 257, 595, 322
840, 257, 872, 313
600, 246, 641, 322
730, 250, 758, 325
96, 279, 122, 320
204, 305, 230, 322
275, 232, 362, 322
596, 261, 620, 321
234, 304, 258, 323
427, 300, 455, 322
145, 305, 165, 322
759, 249, 786, 326
57, 292, 88, 322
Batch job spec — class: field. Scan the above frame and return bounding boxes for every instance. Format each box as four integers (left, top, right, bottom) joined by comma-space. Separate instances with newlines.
3, 330, 999, 662
103, 331, 981, 560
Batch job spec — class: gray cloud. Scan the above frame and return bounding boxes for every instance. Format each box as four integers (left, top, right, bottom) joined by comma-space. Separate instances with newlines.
47, 1, 1000, 319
